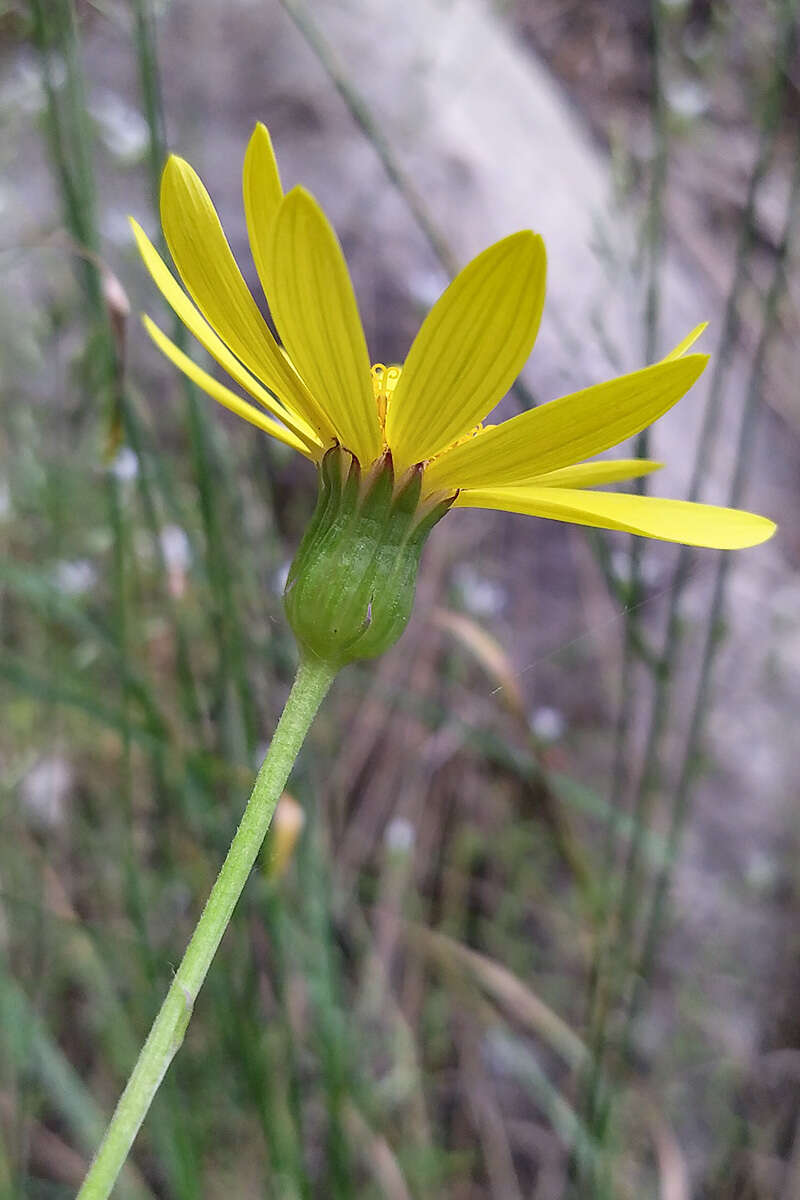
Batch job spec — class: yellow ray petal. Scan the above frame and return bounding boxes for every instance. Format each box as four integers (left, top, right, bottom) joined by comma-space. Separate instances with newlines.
130, 219, 321, 452
159, 156, 334, 441
142, 316, 311, 456
143, 316, 313, 457
267, 187, 382, 465
243, 122, 283, 302
662, 322, 707, 361
424, 354, 708, 493
386, 231, 547, 472
455, 485, 776, 549
529, 459, 663, 487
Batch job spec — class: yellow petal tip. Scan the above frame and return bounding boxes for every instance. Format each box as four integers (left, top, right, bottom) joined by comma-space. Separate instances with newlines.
284, 183, 314, 205
682, 351, 710, 379
160, 154, 179, 184
502, 229, 545, 258
663, 324, 710, 362
128, 216, 150, 250
163, 152, 186, 172
749, 516, 777, 546
160, 155, 195, 204
247, 122, 276, 157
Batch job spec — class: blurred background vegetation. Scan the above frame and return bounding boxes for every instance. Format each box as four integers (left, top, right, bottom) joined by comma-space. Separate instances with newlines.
1, 0, 799, 1196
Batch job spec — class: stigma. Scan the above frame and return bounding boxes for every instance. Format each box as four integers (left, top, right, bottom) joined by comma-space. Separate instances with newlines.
371, 363, 403, 428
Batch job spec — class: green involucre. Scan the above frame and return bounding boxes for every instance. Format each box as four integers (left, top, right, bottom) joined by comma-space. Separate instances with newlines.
285, 446, 453, 668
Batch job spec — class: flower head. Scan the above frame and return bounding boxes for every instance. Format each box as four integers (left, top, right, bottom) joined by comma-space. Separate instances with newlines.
132, 123, 774, 555
131, 124, 775, 663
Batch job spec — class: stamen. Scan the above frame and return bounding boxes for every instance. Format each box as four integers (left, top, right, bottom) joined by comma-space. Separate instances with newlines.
437, 421, 489, 456
418, 422, 491, 497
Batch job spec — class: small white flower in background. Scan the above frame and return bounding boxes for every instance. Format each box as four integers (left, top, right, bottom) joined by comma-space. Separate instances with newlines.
384, 816, 416, 856
665, 77, 710, 121
55, 558, 97, 596
110, 446, 139, 483
0, 50, 60, 116
529, 705, 566, 744
452, 562, 507, 618
481, 1027, 521, 1076
92, 91, 149, 162
160, 524, 191, 597
20, 756, 73, 831
0, 480, 11, 521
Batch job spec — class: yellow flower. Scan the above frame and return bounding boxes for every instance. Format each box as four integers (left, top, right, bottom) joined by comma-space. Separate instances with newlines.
131, 122, 774, 552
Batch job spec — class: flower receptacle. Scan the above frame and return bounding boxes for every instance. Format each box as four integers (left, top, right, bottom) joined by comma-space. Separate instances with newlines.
284, 446, 454, 669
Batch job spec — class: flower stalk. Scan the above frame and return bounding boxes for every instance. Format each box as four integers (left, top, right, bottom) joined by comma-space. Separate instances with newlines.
77, 655, 337, 1200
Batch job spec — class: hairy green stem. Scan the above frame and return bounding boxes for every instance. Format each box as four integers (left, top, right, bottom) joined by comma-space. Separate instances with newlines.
77, 656, 337, 1200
